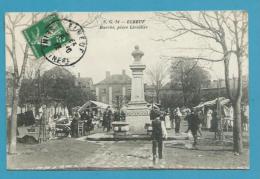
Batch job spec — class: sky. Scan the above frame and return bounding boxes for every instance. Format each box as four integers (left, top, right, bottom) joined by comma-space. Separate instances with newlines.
5, 12, 248, 85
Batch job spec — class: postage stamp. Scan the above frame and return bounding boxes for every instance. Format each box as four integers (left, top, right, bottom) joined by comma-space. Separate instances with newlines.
23, 14, 71, 59
23, 13, 87, 66
40, 18, 87, 66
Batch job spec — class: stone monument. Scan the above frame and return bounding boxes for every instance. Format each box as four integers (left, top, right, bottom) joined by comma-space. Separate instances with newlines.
126, 45, 150, 134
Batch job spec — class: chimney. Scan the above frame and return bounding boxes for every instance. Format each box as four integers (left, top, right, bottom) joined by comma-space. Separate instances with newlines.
78, 72, 80, 78
122, 69, 126, 76
106, 71, 110, 79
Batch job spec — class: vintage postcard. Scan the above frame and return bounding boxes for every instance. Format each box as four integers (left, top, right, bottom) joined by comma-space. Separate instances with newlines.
5, 11, 249, 170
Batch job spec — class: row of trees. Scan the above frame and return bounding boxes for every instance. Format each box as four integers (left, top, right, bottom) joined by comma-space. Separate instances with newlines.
154, 11, 248, 154
146, 59, 211, 107
6, 13, 102, 154
18, 66, 96, 115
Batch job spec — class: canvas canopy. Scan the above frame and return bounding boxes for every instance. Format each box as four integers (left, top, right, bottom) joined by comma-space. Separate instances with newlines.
194, 97, 230, 109
78, 100, 110, 113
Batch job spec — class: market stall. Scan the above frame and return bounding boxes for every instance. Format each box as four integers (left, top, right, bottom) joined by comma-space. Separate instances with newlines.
74, 101, 112, 133
194, 97, 232, 130
78, 100, 111, 114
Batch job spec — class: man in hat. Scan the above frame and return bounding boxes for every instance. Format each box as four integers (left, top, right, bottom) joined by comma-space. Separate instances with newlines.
174, 107, 182, 134
151, 116, 168, 163
104, 106, 112, 132
189, 109, 200, 147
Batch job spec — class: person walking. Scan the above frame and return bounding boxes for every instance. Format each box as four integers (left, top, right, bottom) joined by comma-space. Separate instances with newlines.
197, 110, 203, 137
151, 116, 167, 163
185, 110, 192, 133
206, 108, 213, 129
105, 106, 112, 132
189, 109, 200, 148
86, 110, 94, 133
38, 105, 48, 142
71, 113, 80, 137
174, 107, 182, 134
102, 109, 108, 131
164, 112, 171, 130
83, 111, 90, 135
169, 108, 175, 129
211, 109, 221, 139
48, 115, 56, 139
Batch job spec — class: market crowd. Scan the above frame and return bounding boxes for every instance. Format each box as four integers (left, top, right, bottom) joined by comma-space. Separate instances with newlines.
70, 106, 126, 137
148, 103, 249, 162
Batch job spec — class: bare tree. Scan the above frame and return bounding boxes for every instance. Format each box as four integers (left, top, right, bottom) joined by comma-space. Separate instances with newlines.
6, 13, 35, 154
156, 11, 248, 154
171, 59, 210, 107
146, 61, 168, 103
6, 13, 103, 154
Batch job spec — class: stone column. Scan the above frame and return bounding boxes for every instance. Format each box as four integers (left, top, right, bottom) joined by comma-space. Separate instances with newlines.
126, 46, 150, 134
129, 45, 146, 105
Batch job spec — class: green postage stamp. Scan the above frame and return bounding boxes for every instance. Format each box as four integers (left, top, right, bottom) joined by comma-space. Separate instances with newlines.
23, 13, 71, 59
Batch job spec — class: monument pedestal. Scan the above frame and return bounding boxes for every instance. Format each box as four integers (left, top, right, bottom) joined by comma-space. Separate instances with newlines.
126, 45, 150, 134
126, 103, 150, 134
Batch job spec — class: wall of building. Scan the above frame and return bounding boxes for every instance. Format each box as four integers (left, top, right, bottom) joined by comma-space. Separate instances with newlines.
95, 83, 131, 105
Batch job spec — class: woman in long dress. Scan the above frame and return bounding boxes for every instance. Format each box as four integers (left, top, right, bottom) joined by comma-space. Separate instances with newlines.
206, 109, 213, 129
164, 112, 171, 130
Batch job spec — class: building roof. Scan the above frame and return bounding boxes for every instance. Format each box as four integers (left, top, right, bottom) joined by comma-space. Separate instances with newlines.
95, 74, 131, 85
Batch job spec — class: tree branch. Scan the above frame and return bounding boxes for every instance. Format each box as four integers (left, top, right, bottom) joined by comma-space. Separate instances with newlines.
152, 30, 189, 42
19, 44, 29, 81
162, 55, 225, 62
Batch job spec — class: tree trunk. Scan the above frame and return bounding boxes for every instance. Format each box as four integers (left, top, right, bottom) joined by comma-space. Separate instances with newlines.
232, 51, 244, 154
233, 101, 243, 154
9, 86, 19, 154
223, 51, 244, 153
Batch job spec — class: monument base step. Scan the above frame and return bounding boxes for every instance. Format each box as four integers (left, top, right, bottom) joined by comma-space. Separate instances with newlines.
85, 132, 190, 141
125, 115, 151, 134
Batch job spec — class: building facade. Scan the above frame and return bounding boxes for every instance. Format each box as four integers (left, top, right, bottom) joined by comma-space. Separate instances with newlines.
75, 73, 94, 93
159, 76, 249, 108
94, 70, 131, 106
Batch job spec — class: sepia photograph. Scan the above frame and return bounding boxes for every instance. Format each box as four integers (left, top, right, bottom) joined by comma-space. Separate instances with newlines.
5, 11, 249, 170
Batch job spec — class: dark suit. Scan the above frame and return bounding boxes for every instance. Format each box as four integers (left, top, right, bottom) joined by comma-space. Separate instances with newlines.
151, 119, 163, 159
102, 109, 112, 132
189, 113, 199, 146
